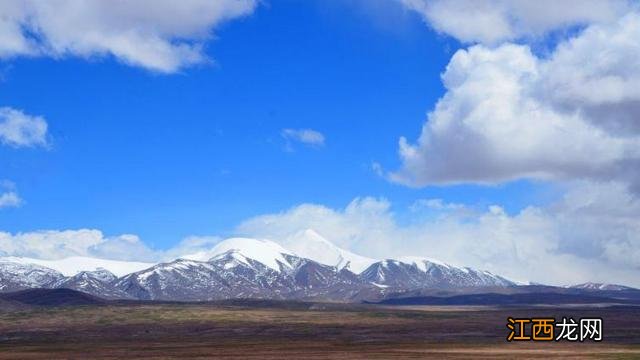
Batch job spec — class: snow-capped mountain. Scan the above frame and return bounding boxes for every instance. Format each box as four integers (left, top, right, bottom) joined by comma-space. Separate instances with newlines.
210, 238, 296, 270
115, 259, 244, 301
0, 261, 64, 292
568, 282, 636, 291
115, 238, 377, 301
0, 256, 154, 277
52, 269, 132, 299
1, 233, 521, 301
360, 258, 514, 289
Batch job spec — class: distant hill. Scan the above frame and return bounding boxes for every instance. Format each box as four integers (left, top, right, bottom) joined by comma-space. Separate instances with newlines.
0, 288, 106, 306
371, 285, 640, 306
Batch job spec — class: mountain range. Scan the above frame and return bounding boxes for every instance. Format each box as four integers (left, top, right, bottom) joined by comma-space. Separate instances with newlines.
0, 230, 634, 302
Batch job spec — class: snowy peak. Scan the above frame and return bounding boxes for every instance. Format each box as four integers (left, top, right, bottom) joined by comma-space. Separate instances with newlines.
209, 251, 253, 271
281, 229, 377, 273
0, 260, 64, 291
205, 237, 294, 272
360, 258, 515, 289
73, 268, 117, 283
133, 259, 216, 282
396, 256, 452, 271
569, 282, 637, 291
52, 268, 131, 299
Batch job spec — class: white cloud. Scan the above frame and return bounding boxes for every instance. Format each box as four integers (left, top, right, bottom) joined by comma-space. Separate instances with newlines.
162, 235, 222, 260
281, 128, 326, 148
0, 192, 21, 208
540, 14, 640, 135
238, 197, 395, 254
0, 181, 22, 209
0, 229, 106, 259
237, 185, 640, 287
398, 0, 634, 44
0, 107, 48, 148
0, 0, 257, 73
388, 13, 640, 188
88, 233, 160, 262
0, 228, 222, 263
2, 182, 639, 286
0, 229, 165, 261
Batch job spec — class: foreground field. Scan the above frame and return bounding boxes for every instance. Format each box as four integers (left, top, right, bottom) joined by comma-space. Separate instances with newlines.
0, 302, 639, 359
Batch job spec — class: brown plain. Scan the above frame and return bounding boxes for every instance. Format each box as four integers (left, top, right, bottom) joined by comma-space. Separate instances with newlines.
0, 302, 639, 359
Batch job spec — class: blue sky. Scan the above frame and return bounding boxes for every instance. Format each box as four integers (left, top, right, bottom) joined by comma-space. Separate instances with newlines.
1, 0, 639, 286
0, 0, 543, 246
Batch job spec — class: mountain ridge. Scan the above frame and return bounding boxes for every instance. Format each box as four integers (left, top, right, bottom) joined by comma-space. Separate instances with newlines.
1, 233, 635, 302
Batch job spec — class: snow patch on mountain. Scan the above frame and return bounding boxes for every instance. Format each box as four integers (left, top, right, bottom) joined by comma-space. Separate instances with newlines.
279, 229, 377, 273
397, 256, 452, 271
568, 282, 636, 291
80, 268, 117, 283
135, 259, 217, 282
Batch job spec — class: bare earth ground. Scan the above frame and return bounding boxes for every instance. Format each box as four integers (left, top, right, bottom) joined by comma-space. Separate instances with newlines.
0, 303, 638, 359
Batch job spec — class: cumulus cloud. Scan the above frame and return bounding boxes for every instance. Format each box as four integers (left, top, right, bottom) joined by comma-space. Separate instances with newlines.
0, 229, 151, 260
281, 128, 326, 149
388, 13, 640, 188
238, 197, 394, 253
237, 185, 640, 287
0, 107, 48, 148
0, 228, 223, 263
0, 0, 257, 73
0, 181, 22, 209
0, 192, 21, 208
398, 0, 634, 44
88, 233, 160, 262
541, 14, 640, 135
